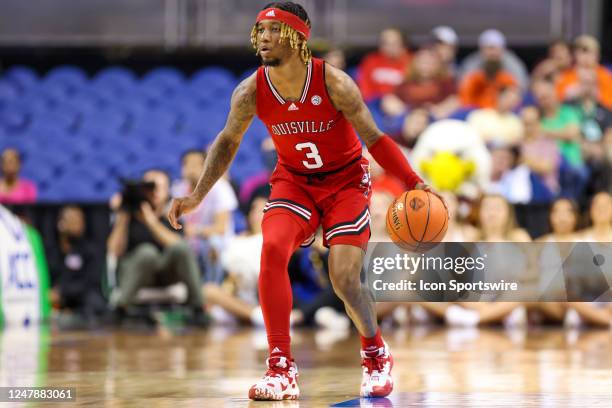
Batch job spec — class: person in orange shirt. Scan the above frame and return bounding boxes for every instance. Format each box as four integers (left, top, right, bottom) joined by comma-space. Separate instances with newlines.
557, 35, 612, 109
357, 28, 411, 102
459, 30, 518, 108
459, 70, 517, 109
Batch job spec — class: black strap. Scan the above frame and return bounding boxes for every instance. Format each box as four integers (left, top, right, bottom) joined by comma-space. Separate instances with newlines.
284, 155, 362, 180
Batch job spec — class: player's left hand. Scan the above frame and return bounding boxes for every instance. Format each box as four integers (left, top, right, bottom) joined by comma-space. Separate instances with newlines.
414, 182, 448, 213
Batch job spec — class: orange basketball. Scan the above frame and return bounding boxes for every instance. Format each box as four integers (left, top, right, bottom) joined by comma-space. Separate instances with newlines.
385, 190, 448, 251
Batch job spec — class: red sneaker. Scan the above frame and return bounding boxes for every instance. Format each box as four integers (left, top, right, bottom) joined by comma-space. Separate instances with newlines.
360, 343, 394, 397
248, 356, 300, 401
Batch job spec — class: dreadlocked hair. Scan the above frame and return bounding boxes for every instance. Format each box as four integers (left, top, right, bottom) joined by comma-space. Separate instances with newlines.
251, 2, 312, 65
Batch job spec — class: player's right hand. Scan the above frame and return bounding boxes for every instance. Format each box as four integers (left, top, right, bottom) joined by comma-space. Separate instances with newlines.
167, 196, 201, 230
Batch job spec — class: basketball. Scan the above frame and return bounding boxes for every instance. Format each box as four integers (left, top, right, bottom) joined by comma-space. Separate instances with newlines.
386, 190, 448, 251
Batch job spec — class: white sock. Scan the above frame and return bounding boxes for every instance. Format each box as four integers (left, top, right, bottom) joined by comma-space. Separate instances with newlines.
314, 307, 351, 331
504, 306, 527, 328
250, 306, 266, 327
445, 305, 480, 327
564, 308, 582, 328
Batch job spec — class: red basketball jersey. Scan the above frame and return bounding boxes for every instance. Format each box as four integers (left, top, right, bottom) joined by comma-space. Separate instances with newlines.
256, 57, 362, 174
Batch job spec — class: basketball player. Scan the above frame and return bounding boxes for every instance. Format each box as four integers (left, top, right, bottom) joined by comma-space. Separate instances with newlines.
168, 2, 441, 400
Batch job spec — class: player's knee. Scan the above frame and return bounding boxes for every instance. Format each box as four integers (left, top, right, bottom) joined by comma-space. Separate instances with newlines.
329, 259, 362, 299
261, 236, 289, 260
260, 236, 292, 279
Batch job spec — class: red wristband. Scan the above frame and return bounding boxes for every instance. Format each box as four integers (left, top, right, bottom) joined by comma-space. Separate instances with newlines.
368, 135, 423, 189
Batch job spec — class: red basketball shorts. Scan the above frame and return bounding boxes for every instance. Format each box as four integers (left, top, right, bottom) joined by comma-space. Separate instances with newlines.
263, 157, 372, 250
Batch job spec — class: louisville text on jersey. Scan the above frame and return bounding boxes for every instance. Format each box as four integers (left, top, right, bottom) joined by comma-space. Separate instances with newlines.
270, 120, 336, 136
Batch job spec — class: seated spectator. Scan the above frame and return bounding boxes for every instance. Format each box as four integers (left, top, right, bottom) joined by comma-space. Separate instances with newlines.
398, 108, 431, 149
532, 39, 573, 82
557, 35, 612, 109
570, 68, 612, 142
533, 198, 579, 309
467, 85, 524, 145
537, 197, 580, 242
459, 29, 529, 90
384, 47, 458, 119
459, 34, 518, 109
288, 233, 350, 331
172, 149, 238, 283
532, 78, 583, 167
205, 194, 330, 329
520, 106, 561, 198
239, 137, 275, 208
203, 194, 267, 325
323, 46, 346, 71
475, 194, 531, 242
444, 194, 530, 327
431, 26, 459, 77
0, 148, 37, 204
357, 28, 411, 102
549, 39, 574, 72
576, 191, 612, 242
565, 192, 612, 327
48, 206, 107, 327
570, 68, 612, 195
440, 191, 479, 242
107, 169, 207, 325
486, 144, 532, 204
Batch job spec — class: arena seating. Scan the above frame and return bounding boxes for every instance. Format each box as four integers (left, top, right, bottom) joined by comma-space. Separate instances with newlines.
0, 65, 269, 202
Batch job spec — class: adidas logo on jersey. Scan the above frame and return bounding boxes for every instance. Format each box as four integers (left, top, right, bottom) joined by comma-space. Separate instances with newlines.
288, 102, 299, 111
266, 10, 276, 17
271, 347, 283, 354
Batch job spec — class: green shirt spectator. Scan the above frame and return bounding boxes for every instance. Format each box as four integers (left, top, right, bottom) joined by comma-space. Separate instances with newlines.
532, 79, 584, 167
540, 105, 583, 167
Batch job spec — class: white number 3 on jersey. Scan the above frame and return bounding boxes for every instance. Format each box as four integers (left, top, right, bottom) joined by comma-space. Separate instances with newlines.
295, 142, 324, 169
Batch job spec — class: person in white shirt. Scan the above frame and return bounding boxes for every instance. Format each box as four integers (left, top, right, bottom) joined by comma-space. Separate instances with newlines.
467, 86, 524, 146
203, 194, 266, 324
172, 149, 238, 283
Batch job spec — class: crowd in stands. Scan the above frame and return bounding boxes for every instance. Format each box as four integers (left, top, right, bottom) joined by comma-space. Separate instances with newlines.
0, 26, 611, 333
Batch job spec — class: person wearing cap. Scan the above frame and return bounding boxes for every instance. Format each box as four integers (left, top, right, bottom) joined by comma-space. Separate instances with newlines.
459, 29, 529, 91
357, 28, 412, 102
431, 26, 459, 77
556, 35, 612, 110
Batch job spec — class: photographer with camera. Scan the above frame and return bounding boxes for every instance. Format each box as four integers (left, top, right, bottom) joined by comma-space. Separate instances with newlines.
107, 169, 207, 326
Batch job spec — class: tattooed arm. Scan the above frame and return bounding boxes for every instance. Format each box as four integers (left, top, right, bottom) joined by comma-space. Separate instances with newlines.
324, 63, 383, 147
325, 64, 429, 191
168, 73, 257, 229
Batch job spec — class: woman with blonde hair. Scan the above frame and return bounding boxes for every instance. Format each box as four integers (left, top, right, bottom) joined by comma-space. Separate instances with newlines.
475, 194, 531, 242
564, 191, 612, 327
531, 198, 581, 322
441, 194, 531, 327
415, 195, 530, 326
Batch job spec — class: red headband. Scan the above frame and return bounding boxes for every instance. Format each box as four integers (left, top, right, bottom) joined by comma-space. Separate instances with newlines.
256, 8, 310, 40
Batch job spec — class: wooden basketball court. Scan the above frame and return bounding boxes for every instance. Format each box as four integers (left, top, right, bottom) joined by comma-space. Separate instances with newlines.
2, 326, 612, 407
